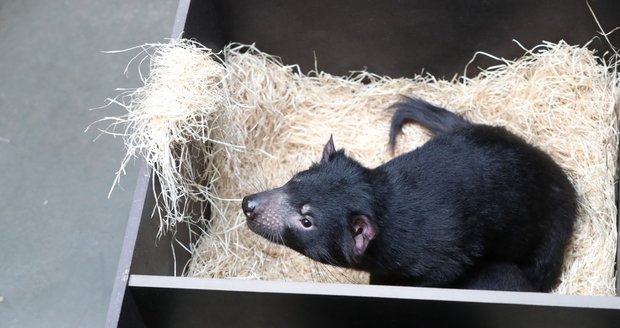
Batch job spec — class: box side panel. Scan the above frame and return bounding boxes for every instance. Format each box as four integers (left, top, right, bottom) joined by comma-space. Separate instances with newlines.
118, 288, 147, 328
105, 161, 151, 327
128, 284, 620, 328
183, 0, 225, 50
208, 0, 620, 78
129, 175, 203, 276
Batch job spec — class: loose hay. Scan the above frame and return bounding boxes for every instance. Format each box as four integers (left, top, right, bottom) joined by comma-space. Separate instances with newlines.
93, 41, 231, 238
106, 39, 619, 295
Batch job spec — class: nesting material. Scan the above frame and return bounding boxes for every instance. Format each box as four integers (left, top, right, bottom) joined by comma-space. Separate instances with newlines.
94, 42, 230, 238
109, 39, 619, 295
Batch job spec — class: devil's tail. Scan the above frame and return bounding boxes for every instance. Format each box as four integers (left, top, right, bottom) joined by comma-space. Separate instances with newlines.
389, 96, 471, 150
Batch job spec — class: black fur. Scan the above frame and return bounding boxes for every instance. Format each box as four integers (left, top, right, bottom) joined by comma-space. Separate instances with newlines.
242, 96, 577, 292
389, 98, 469, 146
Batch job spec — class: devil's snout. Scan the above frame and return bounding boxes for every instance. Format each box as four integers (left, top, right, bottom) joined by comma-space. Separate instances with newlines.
242, 188, 293, 246
242, 189, 287, 223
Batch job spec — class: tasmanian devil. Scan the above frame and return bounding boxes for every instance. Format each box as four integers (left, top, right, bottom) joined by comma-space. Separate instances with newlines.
242, 97, 577, 292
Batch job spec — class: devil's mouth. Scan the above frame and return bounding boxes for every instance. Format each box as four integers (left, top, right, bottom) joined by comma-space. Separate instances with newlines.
246, 219, 287, 245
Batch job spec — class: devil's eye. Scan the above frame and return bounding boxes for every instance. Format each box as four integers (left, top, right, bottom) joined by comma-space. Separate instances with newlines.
301, 218, 313, 228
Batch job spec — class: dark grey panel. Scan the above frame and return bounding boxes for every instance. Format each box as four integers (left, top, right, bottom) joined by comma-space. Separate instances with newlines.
127, 283, 620, 328
202, 0, 620, 78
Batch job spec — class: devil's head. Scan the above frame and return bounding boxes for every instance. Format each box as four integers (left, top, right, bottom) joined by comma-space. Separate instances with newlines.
242, 136, 378, 268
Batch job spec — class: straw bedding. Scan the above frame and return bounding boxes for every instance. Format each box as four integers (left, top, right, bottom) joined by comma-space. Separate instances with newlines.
106, 39, 619, 295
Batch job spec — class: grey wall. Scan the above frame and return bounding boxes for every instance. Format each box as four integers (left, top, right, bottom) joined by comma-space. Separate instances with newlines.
0, 1, 177, 327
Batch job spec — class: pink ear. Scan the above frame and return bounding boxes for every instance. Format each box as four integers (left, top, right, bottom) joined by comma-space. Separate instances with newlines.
351, 215, 377, 256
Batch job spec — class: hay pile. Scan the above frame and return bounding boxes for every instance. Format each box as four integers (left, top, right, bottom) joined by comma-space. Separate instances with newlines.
107, 39, 619, 295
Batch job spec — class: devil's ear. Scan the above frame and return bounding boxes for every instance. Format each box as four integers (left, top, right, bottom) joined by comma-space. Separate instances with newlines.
321, 134, 336, 164
350, 214, 377, 256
